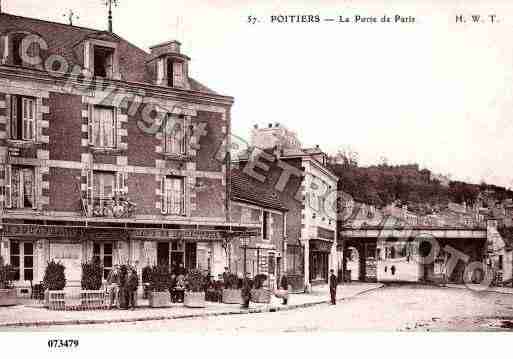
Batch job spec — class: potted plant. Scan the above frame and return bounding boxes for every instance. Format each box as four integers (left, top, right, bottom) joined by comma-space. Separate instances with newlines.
80, 259, 105, 309
43, 260, 66, 310
0, 256, 17, 306
250, 274, 271, 303
222, 273, 243, 304
142, 265, 152, 299
184, 269, 207, 308
148, 265, 171, 307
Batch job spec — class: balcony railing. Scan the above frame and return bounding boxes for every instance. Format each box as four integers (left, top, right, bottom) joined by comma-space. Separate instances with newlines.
82, 195, 136, 218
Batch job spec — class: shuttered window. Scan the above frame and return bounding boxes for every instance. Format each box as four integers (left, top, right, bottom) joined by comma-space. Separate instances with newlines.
164, 114, 186, 155
90, 106, 115, 148
5, 165, 36, 209
10, 95, 36, 141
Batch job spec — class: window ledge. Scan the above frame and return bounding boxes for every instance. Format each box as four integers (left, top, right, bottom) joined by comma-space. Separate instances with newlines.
161, 153, 193, 161
5, 209, 41, 215
90, 147, 123, 155
7, 139, 38, 148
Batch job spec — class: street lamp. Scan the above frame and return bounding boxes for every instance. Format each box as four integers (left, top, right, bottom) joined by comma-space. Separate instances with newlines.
240, 237, 249, 279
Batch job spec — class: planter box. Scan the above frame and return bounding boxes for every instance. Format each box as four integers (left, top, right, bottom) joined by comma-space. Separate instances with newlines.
0, 289, 17, 306
149, 291, 170, 308
222, 289, 242, 304
80, 290, 106, 310
184, 291, 206, 308
250, 288, 271, 303
46, 290, 66, 310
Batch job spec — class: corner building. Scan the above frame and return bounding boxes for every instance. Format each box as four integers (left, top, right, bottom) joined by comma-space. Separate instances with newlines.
0, 12, 254, 296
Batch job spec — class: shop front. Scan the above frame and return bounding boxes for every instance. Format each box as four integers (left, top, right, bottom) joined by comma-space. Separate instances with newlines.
0, 222, 257, 297
309, 239, 333, 284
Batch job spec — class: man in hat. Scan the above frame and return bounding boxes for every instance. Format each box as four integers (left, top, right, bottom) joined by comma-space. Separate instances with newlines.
329, 269, 338, 305
106, 264, 120, 309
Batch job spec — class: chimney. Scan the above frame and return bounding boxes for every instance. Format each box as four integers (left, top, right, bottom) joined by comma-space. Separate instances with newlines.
268, 123, 273, 128
275, 122, 280, 127
254, 124, 258, 129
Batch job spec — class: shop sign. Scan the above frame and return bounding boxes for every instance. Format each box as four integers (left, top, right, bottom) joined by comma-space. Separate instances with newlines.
317, 227, 335, 241
310, 240, 332, 252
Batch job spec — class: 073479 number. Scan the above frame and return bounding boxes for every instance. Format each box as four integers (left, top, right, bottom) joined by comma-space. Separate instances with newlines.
48, 339, 79, 349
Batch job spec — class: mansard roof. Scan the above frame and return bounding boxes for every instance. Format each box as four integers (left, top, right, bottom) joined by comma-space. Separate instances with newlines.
0, 12, 218, 95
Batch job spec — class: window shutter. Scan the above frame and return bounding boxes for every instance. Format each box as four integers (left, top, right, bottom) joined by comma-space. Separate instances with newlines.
86, 169, 94, 207
10, 95, 18, 140
161, 177, 167, 214
22, 98, 35, 140
33, 166, 39, 210
4, 164, 11, 209
122, 172, 128, 195
88, 105, 94, 145
157, 59, 165, 84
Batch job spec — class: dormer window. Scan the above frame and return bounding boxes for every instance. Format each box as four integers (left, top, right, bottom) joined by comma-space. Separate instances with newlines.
93, 45, 114, 78
11, 34, 23, 66
167, 59, 184, 88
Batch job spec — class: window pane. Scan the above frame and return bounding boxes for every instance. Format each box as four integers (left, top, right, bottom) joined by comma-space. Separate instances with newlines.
24, 268, 33, 281
10, 256, 20, 267
22, 168, 34, 208
11, 167, 20, 208
93, 243, 100, 255
10, 242, 20, 255
104, 243, 113, 255
24, 256, 33, 268
13, 269, 20, 281
103, 256, 112, 268
23, 242, 33, 255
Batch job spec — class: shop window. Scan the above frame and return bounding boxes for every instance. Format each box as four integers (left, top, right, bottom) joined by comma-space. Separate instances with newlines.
163, 114, 186, 155
10, 241, 33, 282
10, 95, 36, 141
89, 106, 116, 148
93, 242, 113, 279
5, 165, 37, 209
262, 211, 270, 240
93, 45, 115, 78
161, 176, 185, 215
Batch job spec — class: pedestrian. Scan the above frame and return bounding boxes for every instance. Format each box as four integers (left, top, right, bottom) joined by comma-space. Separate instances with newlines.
329, 269, 337, 305
280, 274, 289, 305
241, 273, 252, 309
222, 266, 229, 286
106, 265, 120, 309
118, 265, 129, 310
127, 268, 139, 310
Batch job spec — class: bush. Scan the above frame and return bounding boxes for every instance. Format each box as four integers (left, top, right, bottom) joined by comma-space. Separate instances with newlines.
81, 259, 103, 290
0, 256, 16, 290
142, 265, 152, 283
253, 274, 268, 289
185, 269, 206, 292
43, 260, 66, 291
225, 273, 242, 289
149, 265, 170, 292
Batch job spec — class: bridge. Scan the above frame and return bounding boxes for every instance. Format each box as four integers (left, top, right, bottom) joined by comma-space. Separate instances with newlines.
339, 224, 489, 284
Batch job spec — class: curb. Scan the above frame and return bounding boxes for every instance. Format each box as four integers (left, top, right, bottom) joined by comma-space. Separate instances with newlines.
0, 284, 384, 328
443, 284, 513, 296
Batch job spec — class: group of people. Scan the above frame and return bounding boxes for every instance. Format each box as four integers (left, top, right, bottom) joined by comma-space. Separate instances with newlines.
168, 263, 187, 303
106, 265, 139, 310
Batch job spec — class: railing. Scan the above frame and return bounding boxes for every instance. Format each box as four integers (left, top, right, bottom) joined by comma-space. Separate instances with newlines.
82, 196, 136, 218
46, 289, 108, 311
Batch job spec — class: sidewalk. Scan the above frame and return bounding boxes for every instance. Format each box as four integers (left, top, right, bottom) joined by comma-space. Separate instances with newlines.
0, 282, 382, 328
445, 283, 513, 295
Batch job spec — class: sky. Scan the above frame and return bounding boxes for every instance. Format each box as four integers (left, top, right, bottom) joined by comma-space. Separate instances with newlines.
5, 0, 513, 188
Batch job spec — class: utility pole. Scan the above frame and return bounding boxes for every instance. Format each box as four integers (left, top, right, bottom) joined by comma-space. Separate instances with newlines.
104, 0, 119, 33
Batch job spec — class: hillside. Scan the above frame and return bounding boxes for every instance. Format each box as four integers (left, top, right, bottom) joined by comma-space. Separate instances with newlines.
327, 160, 513, 215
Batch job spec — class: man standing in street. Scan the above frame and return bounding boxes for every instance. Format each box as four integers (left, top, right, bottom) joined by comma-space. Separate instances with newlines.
329, 269, 337, 305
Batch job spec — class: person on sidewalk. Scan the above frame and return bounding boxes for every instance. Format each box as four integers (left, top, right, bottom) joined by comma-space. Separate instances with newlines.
241, 273, 252, 309
127, 268, 139, 310
106, 265, 120, 309
329, 269, 337, 305
280, 274, 289, 305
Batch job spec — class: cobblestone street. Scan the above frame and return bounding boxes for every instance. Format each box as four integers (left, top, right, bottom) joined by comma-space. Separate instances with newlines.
12, 284, 513, 332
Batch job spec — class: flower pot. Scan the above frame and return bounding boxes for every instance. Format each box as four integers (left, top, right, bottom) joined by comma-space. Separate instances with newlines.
149, 291, 170, 308
222, 288, 243, 304
184, 291, 206, 308
0, 289, 17, 306
250, 288, 271, 303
